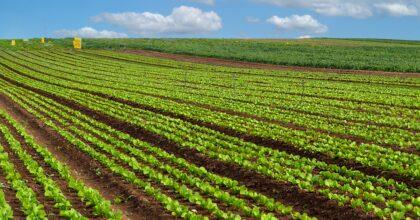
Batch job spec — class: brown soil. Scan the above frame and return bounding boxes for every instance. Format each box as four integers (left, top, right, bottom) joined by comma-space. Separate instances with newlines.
0, 93, 173, 220
122, 50, 420, 78
0, 73, 378, 219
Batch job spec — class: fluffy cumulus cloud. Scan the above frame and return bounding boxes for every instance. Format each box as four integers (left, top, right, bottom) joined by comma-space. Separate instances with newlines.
54, 27, 127, 38
92, 6, 222, 35
255, 0, 419, 18
375, 3, 418, 16
267, 15, 328, 34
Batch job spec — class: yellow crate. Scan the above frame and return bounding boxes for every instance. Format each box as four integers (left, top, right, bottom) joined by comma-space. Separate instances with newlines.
41, 37, 45, 44
11, 40, 16, 46
73, 37, 82, 49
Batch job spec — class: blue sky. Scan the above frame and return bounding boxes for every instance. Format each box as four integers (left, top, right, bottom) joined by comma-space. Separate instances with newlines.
0, 0, 419, 40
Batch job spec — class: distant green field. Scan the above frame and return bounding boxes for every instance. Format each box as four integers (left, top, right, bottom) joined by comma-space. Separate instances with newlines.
47, 38, 420, 73
1, 38, 420, 72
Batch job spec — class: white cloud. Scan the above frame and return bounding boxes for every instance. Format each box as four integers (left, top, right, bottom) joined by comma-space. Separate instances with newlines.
187, 0, 215, 5
254, 0, 419, 18
54, 27, 127, 38
92, 6, 222, 35
375, 3, 418, 16
298, 35, 312, 39
267, 15, 328, 34
313, 3, 373, 18
246, 16, 260, 23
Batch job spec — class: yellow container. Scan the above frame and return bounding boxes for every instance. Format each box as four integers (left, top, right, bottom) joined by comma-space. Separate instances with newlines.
73, 37, 82, 49
41, 37, 45, 44
11, 40, 16, 46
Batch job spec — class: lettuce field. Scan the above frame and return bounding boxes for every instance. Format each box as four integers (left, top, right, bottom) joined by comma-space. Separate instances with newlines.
0, 46, 418, 219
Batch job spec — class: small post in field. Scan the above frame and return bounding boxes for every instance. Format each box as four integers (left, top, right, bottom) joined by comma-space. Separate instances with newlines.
11, 40, 16, 46
41, 37, 45, 44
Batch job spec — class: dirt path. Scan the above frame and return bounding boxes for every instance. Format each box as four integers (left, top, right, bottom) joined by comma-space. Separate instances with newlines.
123, 50, 420, 77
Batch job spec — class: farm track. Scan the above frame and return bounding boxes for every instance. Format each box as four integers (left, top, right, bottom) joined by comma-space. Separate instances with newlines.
0, 48, 418, 219
0, 94, 171, 219
123, 49, 420, 78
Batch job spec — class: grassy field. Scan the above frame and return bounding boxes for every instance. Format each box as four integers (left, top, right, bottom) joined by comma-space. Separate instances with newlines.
0, 43, 418, 219
46, 38, 420, 73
